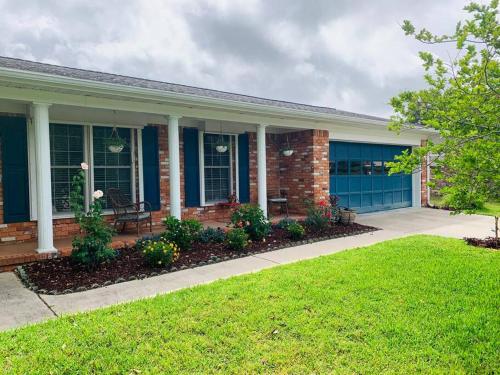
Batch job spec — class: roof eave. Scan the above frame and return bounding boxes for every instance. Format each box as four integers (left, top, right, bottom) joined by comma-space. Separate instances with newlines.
0, 66, 394, 125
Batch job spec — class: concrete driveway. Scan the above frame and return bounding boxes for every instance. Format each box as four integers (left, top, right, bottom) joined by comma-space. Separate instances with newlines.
356, 207, 494, 239
0, 208, 495, 331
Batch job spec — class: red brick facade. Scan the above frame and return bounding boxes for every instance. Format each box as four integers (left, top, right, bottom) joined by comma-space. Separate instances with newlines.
0, 123, 332, 246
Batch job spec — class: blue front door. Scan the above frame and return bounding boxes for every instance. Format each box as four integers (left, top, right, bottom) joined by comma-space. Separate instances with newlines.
329, 141, 412, 213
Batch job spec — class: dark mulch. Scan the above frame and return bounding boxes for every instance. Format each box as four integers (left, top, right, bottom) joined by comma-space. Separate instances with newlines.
464, 237, 499, 250
22, 222, 378, 293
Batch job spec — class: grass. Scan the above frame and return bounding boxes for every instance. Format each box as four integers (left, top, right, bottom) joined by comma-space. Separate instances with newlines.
1, 235, 499, 373
430, 194, 500, 217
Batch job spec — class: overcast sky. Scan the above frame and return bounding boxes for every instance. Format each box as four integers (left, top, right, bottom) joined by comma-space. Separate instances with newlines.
0, 0, 473, 117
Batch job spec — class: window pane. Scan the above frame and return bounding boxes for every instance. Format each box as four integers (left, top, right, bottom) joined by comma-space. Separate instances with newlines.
373, 161, 383, 175
93, 126, 132, 209
384, 162, 391, 175
362, 161, 372, 175
204, 133, 231, 203
50, 124, 84, 213
350, 160, 361, 175
329, 161, 336, 174
337, 160, 348, 175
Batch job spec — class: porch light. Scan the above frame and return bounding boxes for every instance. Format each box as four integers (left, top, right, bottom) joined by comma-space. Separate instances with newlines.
282, 134, 293, 157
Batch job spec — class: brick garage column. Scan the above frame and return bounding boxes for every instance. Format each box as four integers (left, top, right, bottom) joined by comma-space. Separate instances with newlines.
32, 102, 56, 253
257, 124, 268, 215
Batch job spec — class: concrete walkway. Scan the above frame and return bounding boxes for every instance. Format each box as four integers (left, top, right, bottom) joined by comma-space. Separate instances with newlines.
0, 208, 494, 331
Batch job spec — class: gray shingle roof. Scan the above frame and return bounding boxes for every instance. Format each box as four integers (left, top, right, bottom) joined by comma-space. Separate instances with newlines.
0, 56, 388, 122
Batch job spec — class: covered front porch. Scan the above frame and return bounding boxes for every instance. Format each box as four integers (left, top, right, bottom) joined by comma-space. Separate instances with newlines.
0, 97, 327, 261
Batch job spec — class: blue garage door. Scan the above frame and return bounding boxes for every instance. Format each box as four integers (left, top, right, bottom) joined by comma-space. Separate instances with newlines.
329, 141, 412, 213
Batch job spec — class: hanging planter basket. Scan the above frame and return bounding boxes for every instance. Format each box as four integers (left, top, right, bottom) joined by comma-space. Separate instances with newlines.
105, 127, 127, 153
215, 143, 228, 153
281, 135, 294, 156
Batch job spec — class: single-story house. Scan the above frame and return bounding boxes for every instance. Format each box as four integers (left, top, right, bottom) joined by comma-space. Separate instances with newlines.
0, 56, 434, 254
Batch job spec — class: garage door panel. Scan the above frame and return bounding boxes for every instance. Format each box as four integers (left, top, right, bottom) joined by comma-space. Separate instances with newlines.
373, 192, 383, 206
373, 176, 383, 190
361, 177, 372, 191
336, 176, 350, 193
349, 176, 361, 192
384, 191, 393, 206
361, 194, 372, 207
349, 193, 361, 208
330, 141, 412, 213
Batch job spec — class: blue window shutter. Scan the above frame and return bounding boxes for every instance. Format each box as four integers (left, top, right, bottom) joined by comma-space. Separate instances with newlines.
238, 133, 250, 203
1, 116, 30, 223
183, 127, 200, 207
142, 126, 161, 211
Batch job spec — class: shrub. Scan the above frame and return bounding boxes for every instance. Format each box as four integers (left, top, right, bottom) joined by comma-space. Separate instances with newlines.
226, 228, 249, 251
71, 237, 116, 268
135, 234, 163, 251
142, 240, 180, 268
230, 204, 271, 241
305, 200, 332, 230
69, 165, 115, 268
198, 227, 226, 244
287, 222, 305, 240
277, 217, 297, 229
162, 216, 202, 251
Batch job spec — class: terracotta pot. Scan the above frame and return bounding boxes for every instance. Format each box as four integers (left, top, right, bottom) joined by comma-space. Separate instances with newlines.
340, 208, 356, 225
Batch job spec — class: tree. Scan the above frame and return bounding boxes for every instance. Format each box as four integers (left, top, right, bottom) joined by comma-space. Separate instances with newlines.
388, 0, 499, 240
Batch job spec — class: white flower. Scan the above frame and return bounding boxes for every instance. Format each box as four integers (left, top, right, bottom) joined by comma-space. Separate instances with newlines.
93, 190, 104, 199
81, 162, 89, 170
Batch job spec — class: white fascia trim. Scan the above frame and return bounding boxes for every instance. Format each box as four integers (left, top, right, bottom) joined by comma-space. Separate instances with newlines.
0, 67, 399, 127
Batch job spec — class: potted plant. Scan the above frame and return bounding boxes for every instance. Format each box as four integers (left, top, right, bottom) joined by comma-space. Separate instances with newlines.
215, 138, 228, 153
339, 207, 356, 225
281, 134, 294, 156
106, 127, 127, 153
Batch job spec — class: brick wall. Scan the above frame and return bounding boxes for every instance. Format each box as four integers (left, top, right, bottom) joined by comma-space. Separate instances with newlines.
0, 124, 330, 245
278, 129, 330, 213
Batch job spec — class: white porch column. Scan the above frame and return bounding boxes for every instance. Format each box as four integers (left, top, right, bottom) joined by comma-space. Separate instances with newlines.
257, 124, 267, 216
32, 102, 56, 253
168, 115, 182, 219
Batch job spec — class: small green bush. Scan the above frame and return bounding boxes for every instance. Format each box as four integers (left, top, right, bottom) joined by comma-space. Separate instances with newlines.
230, 204, 271, 241
226, 228, 249, 251
198, 227, 226, 244
71, 237, 116, 268
277, 217, 297, 229
163, 216, 202, 251
287, 222, 305, 240
142, 240, 180, 268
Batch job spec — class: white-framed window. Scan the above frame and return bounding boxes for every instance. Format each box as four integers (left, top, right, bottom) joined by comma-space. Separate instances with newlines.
50, 123, 86, 213
199, 132, 239, 205
30, 122, 142, 219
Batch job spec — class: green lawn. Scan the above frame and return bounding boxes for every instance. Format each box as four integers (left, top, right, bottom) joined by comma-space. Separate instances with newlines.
431, 194, 500, 217
1, 235, 499, 374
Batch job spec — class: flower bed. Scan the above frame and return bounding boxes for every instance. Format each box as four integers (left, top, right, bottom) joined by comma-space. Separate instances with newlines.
17, 222, 378, 295
464, 237, 499, 250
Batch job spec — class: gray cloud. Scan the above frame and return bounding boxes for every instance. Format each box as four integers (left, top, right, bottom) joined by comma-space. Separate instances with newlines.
0, 0, 471, 117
